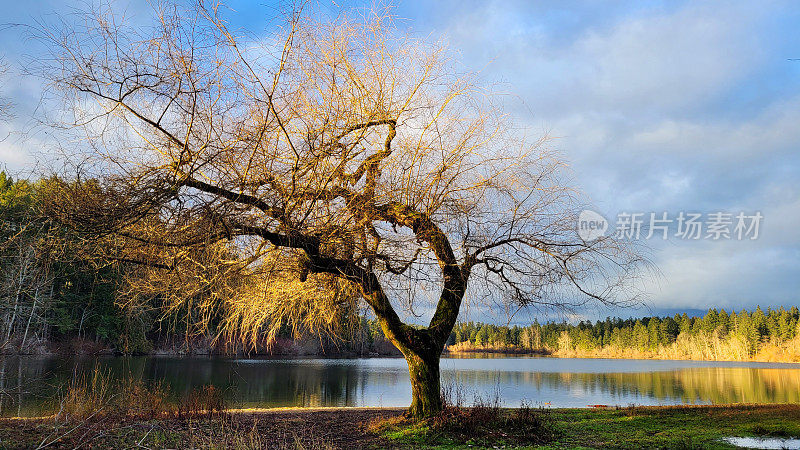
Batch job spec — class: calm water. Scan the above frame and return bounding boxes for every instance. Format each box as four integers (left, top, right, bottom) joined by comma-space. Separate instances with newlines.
1, 355, 799, 417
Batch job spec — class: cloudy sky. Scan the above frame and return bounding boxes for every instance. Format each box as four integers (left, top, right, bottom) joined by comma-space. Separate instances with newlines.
1, 1, 799, 319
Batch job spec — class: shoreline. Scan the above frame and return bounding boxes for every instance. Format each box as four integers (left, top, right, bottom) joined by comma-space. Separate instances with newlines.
4, 402, 798, 421
4, 350, 800, 365
1, 404, 799, 448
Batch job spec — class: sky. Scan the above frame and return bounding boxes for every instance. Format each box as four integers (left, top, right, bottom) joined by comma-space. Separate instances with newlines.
1, 0, 799, 321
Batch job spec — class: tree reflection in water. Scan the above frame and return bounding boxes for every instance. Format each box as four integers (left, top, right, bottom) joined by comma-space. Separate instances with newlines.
0, 356, 798, 417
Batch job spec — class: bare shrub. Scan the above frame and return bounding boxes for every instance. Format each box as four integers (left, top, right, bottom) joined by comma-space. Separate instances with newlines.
177, 385, 226, 420
427, 391, 559, 446
53, 368, 173, 422
54, 368, 113, 421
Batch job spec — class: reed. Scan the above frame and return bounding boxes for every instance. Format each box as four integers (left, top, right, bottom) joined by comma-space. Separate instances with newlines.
54, 367, 114, 421
52, 367, 234, 423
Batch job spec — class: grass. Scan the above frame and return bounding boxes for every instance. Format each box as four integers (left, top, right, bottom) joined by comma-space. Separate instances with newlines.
372, 404, 800, 449
369, 383, 562, 448
446, 342, 551, 355
369, 404, 560, 448
47, 367, 226, 422
1, 404, 800, 448
549, 404, 800, 449
0, 410, 386, 449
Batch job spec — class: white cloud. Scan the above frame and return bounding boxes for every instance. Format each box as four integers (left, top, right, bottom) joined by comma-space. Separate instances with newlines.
642, 240, 799, 310
0, 141, 31, 169
441, 2, 767, 116
437, 1, 800, 312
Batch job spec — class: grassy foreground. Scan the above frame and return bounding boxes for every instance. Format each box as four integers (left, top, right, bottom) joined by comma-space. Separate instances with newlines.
1, 404, 799, 449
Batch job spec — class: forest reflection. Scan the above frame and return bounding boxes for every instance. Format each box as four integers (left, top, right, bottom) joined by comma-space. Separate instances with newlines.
1, 357, 798, 417
447, 368, 800, 404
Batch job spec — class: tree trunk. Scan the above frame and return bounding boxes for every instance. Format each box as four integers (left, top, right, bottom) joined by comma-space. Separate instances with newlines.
405, 350, 442, 418
21, 286, 39, 351
359, 263, 466, 420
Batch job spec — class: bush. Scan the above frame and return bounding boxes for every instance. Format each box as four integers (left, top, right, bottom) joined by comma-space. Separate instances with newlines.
55, 368, 114, 421
53, 367, 227, 422
371, 386, 560, 447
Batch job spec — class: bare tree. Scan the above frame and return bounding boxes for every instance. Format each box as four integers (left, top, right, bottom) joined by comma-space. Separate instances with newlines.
0, 175, 58, 353
40, 2, 645, 417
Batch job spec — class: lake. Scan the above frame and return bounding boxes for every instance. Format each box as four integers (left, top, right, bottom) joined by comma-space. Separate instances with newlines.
1, 355, 799, 417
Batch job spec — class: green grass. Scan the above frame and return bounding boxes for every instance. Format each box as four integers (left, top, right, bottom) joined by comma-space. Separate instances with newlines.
375, 404, 800, 449
554, 405, 800, 449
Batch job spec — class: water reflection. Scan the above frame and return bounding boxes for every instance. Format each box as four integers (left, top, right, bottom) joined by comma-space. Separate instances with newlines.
0, 356, 799, 417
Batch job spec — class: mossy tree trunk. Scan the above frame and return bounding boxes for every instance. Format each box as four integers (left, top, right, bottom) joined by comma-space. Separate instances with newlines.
343, 208, 470, 420
405, 349, 442, 418
371, 274, 466, 419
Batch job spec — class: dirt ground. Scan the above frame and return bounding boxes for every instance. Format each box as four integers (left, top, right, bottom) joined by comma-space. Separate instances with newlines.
0, 408, 407, 449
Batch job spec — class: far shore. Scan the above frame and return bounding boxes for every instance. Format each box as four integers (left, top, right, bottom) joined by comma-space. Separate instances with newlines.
3, 347, 800, 364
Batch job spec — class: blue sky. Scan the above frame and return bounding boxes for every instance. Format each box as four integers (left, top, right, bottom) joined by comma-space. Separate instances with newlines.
1, 1, 799, 321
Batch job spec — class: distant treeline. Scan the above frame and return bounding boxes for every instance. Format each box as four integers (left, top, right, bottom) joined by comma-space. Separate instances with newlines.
447, 307, 800, 362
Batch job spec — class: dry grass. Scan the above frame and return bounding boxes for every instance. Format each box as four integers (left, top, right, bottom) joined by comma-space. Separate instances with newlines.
0, 409, 395, 449
53, 368, 114, 421
177, 385, 227, 420
31, 369, 353, 448
51, 367, 228, 423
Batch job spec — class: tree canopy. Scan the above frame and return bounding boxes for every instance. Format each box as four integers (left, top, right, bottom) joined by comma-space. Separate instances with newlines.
39, 2, 645, 417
